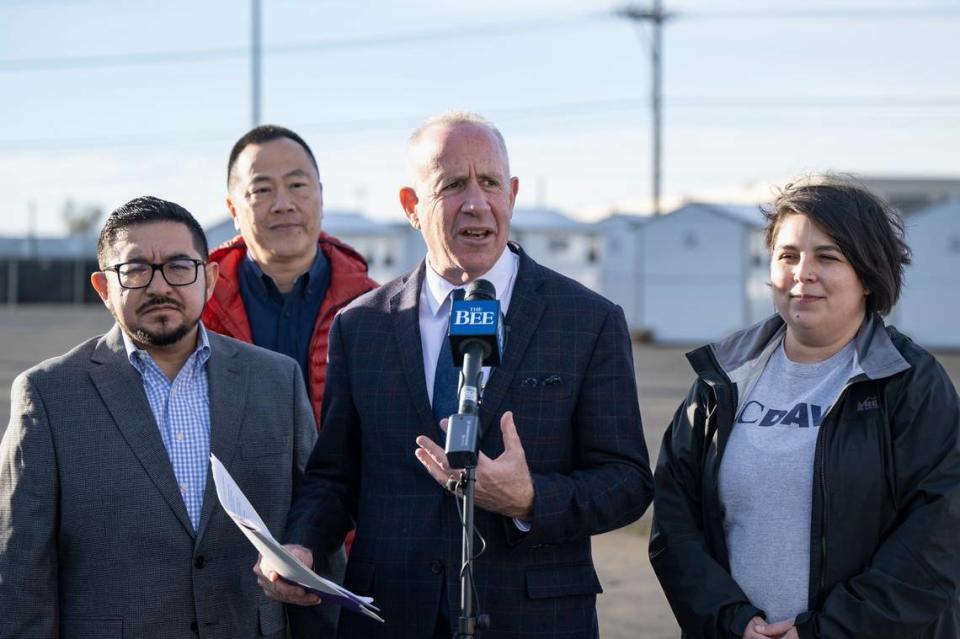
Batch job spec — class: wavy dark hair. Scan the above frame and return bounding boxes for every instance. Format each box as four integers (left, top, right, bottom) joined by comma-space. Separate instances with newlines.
97, 196, 207, 267
762, 173, 911, 316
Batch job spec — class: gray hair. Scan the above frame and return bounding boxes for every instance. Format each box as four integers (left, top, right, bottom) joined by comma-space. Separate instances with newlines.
406, 110, 511, 178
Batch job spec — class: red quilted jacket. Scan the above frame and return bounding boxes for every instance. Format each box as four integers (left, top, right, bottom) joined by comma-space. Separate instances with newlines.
203, 232, 378, 425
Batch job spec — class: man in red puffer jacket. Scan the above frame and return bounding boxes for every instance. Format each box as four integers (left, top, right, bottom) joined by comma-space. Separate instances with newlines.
203, 125, 377, 637
205, 125, 377, 425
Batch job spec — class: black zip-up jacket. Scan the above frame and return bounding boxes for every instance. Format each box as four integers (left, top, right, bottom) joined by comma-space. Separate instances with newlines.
649, 314, 960, 638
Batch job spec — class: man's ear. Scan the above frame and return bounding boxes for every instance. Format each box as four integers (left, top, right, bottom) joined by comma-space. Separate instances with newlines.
204, 261, 220, 302
90, 271, 110, 303
226, 195, 240, 231
399, 187, 420, 229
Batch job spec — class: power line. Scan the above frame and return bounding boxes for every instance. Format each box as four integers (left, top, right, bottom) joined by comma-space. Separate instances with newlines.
681, 7, 960, 20
1, 95, 957, 152
668, 96, 960, 107
2, 6, 958, 73
0, 0, 100, 6
0, 13, 605, 73
0, 47, 242, 73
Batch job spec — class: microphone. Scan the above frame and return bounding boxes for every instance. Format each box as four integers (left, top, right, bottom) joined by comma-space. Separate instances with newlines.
444, 279, 505, 468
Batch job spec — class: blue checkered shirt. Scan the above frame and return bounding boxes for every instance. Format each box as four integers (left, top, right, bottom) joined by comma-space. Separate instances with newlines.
122, 324, 212, 531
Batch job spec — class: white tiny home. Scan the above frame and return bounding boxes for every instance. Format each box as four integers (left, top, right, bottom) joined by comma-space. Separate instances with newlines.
896, 199, 960, 349
640, 203, 772, 344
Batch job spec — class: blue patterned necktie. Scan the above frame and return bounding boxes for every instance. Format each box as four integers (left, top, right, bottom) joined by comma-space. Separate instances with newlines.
432, 288, 465, 427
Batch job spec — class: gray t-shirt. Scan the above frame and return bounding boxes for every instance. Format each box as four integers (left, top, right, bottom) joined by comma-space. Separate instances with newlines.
718, 339, 857, 623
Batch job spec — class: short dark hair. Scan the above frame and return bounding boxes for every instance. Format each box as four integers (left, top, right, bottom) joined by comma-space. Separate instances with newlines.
762, 174, 911, 316
97, 196, 208, 267
226, 124, 319, 189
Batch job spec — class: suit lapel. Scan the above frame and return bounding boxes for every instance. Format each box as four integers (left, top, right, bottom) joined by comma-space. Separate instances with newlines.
196, 332, 246, 544
391, 263, 437, 436
478, 246, 546, 440
89, 325, 194, 537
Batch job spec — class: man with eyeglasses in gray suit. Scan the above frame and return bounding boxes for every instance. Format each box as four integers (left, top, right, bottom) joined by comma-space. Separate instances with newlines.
0, 196, 319, 638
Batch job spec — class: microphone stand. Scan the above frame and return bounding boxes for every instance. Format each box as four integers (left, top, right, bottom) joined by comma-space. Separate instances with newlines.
446, 278, 501, 638
452, 347, 490, 638
457, 465, 480, 638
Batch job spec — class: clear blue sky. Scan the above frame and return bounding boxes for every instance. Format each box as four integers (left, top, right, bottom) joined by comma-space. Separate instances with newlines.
1, 0, 957, 235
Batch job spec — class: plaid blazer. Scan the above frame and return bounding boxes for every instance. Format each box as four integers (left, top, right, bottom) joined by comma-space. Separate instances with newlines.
287, 244, 653, 639
0, 326, 338, 639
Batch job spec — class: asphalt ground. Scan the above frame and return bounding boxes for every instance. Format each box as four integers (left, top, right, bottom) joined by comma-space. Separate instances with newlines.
1, 305, 958, 638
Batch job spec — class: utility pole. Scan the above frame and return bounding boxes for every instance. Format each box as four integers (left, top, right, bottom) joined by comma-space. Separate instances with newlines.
27, 200, 38, 259
617, 1, 673, 214
251, 0, 262, 127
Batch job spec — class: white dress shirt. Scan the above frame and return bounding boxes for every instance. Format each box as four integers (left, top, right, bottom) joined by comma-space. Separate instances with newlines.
419, 247, 529, 530
419, 247, 519, 406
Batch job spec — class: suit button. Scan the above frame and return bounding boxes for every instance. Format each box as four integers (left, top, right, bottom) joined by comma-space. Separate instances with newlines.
190, 620, 198, 633
430, 560, 443, 574
194, 555, 205, 569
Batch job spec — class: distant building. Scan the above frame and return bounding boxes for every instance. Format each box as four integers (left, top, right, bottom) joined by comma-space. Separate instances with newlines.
0, 234, 98, 304
205, 210, 419, 285
511, 207, 601, 291
596, 213, 647, 333
3, 197, 952, 351
691, 175, 960, 217
635, 203, 771, 343
895, 198, 960, 349
860, 176, 960, 215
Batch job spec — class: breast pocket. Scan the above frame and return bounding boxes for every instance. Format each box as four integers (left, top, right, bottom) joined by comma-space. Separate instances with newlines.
511, 374, 573, 403
510, 380, 574, 425
505, 380, 577, 469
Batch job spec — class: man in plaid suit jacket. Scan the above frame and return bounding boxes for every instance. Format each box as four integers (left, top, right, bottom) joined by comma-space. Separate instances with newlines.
260, 112, 653, 638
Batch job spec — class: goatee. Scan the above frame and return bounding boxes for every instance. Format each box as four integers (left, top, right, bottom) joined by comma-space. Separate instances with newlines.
132, 321, 195, 347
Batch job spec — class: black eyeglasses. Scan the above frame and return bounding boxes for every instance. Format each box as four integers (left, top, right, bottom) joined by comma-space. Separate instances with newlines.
102, 259, 206, 290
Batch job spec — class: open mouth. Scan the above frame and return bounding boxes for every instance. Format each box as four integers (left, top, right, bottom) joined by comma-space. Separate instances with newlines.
459, 229, 494, 240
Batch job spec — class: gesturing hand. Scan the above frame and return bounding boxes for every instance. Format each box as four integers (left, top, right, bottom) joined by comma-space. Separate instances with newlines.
415, 411, 535, 520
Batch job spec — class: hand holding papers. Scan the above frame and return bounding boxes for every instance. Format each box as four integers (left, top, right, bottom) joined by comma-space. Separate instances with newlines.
210, 454, 384, 623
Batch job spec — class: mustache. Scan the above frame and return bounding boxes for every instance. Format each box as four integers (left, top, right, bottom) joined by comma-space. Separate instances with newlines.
137, 296, 184, 314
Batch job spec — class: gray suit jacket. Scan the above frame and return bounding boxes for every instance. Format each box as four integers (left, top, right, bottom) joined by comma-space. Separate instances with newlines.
0, 325, 340, 639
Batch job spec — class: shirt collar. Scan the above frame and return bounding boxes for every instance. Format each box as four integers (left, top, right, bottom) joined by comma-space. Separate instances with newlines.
122, 322, 212, 370
423, 247, 518, 318
301, 244, 329, 297
243, 246, 327, 300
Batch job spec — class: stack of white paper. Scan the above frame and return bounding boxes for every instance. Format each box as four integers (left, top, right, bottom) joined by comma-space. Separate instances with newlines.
210, 454, 384, 623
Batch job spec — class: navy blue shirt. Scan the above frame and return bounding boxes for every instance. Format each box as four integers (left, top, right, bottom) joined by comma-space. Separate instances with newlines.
237, 248, 330, 391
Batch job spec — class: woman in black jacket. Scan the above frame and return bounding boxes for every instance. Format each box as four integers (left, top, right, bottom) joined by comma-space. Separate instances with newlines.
650, 174, 960, 639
